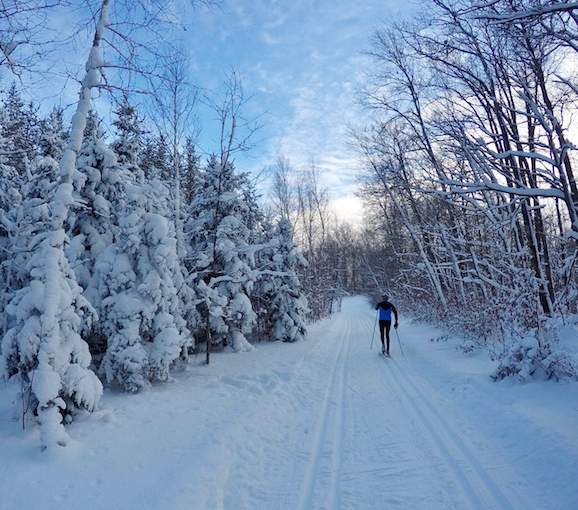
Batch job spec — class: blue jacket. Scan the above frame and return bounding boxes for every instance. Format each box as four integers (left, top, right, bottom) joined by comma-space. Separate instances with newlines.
375, 301, 398, 322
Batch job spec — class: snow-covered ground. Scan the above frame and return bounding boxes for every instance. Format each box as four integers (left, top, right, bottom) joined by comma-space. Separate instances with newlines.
1, 296, 577, 510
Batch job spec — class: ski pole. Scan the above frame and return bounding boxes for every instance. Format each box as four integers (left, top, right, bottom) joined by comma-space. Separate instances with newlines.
370, 311, 378, 351
395, 328, 405, 357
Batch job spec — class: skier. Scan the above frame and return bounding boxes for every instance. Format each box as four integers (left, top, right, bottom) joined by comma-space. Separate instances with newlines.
375, 294, 399, 356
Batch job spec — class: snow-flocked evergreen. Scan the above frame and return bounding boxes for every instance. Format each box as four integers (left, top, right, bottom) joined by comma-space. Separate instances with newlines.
187, 156, 257, 352
262, 220, 308, 343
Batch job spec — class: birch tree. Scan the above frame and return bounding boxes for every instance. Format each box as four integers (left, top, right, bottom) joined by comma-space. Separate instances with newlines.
357, 0, 578, 367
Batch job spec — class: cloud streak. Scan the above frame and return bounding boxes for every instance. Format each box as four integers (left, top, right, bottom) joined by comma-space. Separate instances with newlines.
182, 0, 414, 224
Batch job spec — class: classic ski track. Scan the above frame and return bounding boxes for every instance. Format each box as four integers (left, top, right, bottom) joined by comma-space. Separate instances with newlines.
359, 317, 458, 510
295, 315, 351, 510
326, 313, 352, 510
378, 359, 486, 509
384, 355, 518, 510
216, 316, 348, 510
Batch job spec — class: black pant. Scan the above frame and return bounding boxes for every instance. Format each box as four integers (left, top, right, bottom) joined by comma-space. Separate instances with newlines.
379, 320, 391, 352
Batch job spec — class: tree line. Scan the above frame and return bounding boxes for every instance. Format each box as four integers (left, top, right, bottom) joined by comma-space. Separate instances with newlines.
3, 0, 576, 451
355, 0, 578, 381
0, 1, 312, 449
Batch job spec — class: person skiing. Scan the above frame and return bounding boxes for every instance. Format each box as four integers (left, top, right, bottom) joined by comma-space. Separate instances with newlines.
375, 294, 399, 356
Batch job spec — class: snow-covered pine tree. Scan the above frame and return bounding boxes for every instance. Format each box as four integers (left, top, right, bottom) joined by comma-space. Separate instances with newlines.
1, 3, 110, 449
39, 107, 67, 161
250, 213, 274, 342
187, 155, 257, 356
96, 101, 193, 391
0, 132, 22, 336
112, 99, 146, 173
0, 83, 39, 177
1, 154, 102, 445
1, 106, 68, 336
97, 208, 191, 390
181, 137, 201, 203
266, 220, 308, 343
238, 173, 266, 244
238, 178, 275, 343
0, 91, 47, 327
140, 134, 170, 181
65, 110, 129, 357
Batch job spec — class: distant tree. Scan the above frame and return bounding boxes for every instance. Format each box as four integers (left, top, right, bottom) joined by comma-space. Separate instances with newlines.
270, 155, 297, 228
111, 99, 146, 171
181, 137, 201, 203
39, 107, 67, 160
140, 134, 171, 180
265, 220, 308, 342
0, 83, 39, 176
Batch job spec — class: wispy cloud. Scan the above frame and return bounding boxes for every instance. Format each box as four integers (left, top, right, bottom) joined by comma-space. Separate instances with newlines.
261, 31, 281, 45
181, 0, 415, 224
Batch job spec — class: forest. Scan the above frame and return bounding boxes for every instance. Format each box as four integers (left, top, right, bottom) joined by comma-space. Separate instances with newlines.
355, 0, 578, 381
1, 0, 577, 455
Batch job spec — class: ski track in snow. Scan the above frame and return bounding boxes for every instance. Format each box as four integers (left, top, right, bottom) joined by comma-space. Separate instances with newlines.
385, 358, 515, 510
1, 296, 578, 510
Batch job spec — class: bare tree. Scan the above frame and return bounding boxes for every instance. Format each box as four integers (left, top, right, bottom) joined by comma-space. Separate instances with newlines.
151, 54, 200, 257
208, 71, 262, 169
270, 155, 296, 228
356, 0, 578, 353
0, 0, 68, 77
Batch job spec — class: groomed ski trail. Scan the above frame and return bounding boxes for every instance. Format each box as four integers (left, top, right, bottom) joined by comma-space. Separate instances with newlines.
2, 296, 577, 510
295, 309, 350, 510
211, 297, 575, 509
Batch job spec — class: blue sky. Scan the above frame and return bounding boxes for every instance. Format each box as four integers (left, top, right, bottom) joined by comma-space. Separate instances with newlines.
182, 0, 414, 224
5, 0, 414, 225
